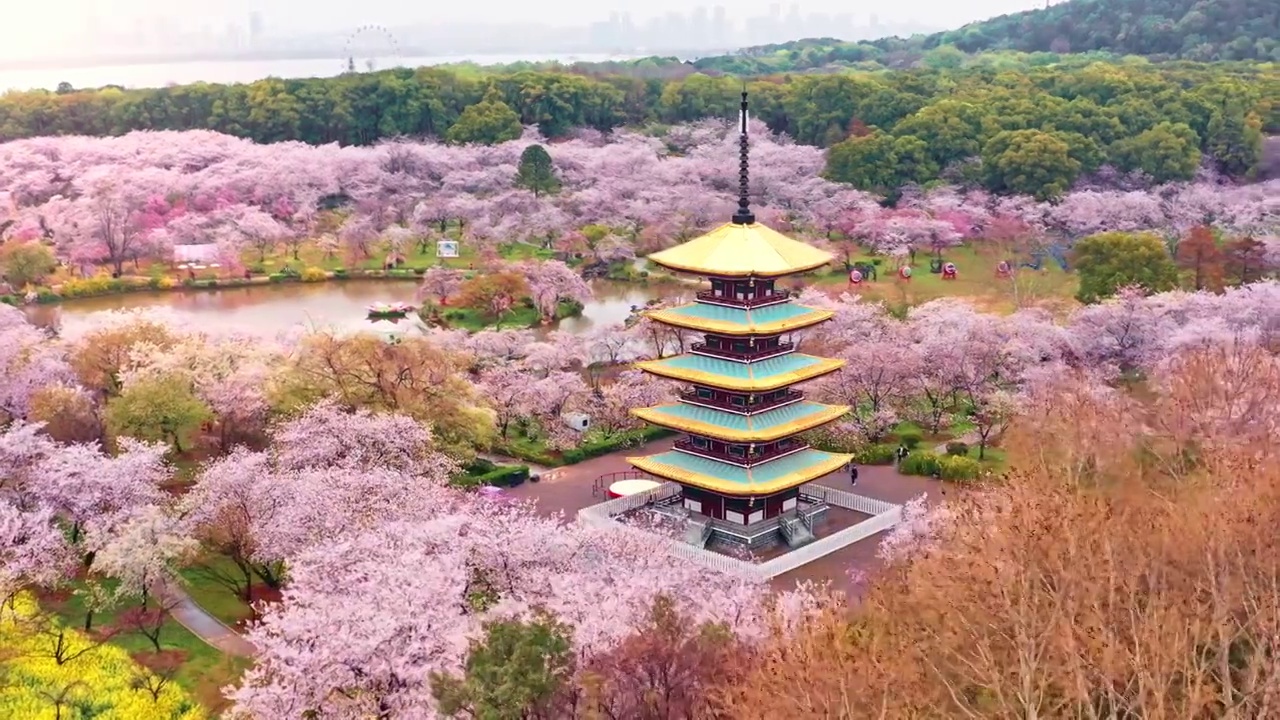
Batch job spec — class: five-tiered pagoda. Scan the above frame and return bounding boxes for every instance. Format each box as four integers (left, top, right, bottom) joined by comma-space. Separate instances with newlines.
626, 91, 852, 546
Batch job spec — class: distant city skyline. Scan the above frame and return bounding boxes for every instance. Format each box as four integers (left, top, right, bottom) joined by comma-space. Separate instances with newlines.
4, 1, 1050, 62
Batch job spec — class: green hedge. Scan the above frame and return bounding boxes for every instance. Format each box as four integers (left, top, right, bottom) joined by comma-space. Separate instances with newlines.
267, 273, 286, 282
477, 464, 530, 487
0, 295, 17, 306
899, 451, 983, 481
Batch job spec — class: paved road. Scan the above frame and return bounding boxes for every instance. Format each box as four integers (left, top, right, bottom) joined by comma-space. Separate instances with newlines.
162, 583, 256, 657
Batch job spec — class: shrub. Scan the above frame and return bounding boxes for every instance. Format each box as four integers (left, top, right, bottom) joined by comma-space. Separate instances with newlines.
268, 273, 286, 282
147, 276, 176, 290
478, 465, 530, 487
900, 452, 942, 477
35, 288, 60, 303
945, 441, 970, 456
851, 443, 897, 465
0, 295, 16, 305
938, 455, 982, 481
332, 267, 347, 277
412, 267, 427, 275
463, 458, 497, 475
59, 273, 125, 298
197, 279, 218, 288
247, 263, 267, 275
300, 266, 328, 282
898, 431, 923, 450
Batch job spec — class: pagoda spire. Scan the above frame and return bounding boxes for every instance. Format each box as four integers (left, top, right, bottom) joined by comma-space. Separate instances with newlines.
731, 87, 755, 226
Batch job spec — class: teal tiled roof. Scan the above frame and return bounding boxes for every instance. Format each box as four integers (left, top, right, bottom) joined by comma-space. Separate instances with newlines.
662, 302, 817, 327
643, 401, 837, 432
638, 448, 847, 487
644, 352, 827, 381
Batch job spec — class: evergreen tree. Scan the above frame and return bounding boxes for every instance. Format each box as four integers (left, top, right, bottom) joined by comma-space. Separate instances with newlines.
515, 144, 561, 197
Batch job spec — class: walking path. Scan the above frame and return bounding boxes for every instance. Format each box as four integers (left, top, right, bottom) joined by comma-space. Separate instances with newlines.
161, 583, 256, 657
932, 432, 983, 454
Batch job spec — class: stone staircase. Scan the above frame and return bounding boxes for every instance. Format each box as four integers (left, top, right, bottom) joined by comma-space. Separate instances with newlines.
684, 516, 712, 548
779, 515, 815, 548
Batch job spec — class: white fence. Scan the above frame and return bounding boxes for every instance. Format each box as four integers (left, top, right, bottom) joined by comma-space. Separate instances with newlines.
576, 482, 901, 581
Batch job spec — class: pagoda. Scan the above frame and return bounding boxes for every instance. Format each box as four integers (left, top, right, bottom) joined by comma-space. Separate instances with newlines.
626, 91, 852, 547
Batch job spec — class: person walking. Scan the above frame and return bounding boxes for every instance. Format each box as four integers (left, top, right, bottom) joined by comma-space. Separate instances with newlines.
849, 463, 859, 487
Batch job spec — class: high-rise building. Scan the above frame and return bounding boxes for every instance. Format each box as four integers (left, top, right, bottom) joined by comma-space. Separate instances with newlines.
249, 12, 263, 46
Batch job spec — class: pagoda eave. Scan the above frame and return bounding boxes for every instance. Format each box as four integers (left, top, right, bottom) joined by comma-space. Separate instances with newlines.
627, 448, 853, 496
649, 258, 830, 279
646, 222, 835, 278
633, 355, 845, 393
630, 403, 851, 443
643, 305, 833, 336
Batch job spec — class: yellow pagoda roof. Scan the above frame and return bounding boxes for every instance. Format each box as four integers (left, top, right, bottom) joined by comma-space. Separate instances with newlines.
647, 222, 834, 278
631, 401, 850, 443
628, 448, 853, 495
644, 302, 832, 336
633, 352, 844, 393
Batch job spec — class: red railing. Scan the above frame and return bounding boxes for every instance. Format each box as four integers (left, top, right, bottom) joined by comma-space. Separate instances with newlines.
677, 388, 804, 413
694, 289, 792, 307
690, 341, 794, 361
673, 439, 809, 465
591, 470, 657, 497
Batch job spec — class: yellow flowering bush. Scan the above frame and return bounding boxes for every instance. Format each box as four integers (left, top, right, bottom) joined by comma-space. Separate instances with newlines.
300, 266, 328, 282
0, 595, 206, 719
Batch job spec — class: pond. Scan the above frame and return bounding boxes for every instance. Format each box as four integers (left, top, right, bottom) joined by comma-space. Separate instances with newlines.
21, 279, 688, 338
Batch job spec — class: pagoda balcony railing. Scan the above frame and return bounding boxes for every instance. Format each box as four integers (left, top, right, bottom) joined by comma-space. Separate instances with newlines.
678, 388, 804, 414
673, 439, 809, 466
689, 341, 794, 362
694, 289, 792, 308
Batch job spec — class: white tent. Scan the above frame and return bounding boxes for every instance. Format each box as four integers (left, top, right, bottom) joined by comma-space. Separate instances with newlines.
173, 244, 220, 264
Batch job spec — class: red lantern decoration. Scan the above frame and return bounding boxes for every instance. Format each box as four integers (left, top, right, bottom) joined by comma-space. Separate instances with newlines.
848, 269, 863, 284
898, 266, 912, 280
942, 262, 957, 280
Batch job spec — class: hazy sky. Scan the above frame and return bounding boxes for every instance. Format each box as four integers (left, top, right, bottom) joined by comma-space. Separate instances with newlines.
7, 0, 1051, 56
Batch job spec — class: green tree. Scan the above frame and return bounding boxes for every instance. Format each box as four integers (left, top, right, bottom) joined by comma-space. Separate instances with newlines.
1205, 103, 1264, 177
514, 144, 561, 197
892, 99, 987, 170
430, 615, 574, 720
1109, 121, 1202, 183
1072, 231, 1180, 304
0, 241, 57, 288
824, 131, 906, 195
445, 89, 522, 146
981, 129, 1081, 200
105, 374, 212, 452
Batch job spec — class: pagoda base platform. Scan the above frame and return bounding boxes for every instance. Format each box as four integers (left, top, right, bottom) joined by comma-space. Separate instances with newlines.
578, 480, 903, 580
648, 491, 831, 551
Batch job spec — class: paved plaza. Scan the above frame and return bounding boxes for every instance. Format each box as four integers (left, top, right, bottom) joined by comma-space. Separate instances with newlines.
501, 439, 944, 591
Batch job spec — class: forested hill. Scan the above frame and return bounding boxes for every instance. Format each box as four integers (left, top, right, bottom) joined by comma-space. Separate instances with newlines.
871, 0, 1280, 61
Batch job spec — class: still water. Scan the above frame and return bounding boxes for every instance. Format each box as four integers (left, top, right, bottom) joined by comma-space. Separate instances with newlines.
22, 279, 679, 338
1, 53, 644, 92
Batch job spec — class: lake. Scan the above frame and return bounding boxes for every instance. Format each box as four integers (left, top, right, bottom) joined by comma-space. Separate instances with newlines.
21, 279, 684, 338
1, 53, 644, 92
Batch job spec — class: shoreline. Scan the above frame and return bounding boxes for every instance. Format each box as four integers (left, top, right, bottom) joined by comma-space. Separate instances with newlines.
3, 268, 654, 308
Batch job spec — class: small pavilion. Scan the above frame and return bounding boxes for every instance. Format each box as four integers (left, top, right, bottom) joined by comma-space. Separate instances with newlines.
625, 91, 852, 549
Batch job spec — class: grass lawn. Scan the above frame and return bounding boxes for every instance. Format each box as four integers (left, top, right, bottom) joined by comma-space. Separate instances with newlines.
811, 245, 1079, 315
40, 579, 251, 716
178, 556, 258, 630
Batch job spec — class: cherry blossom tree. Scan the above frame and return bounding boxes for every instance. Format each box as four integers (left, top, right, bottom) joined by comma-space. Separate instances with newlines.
227, 505, 768, 718
519, 260, 592, 324
30, 437, 171, 565
0, 502, 74, 607
0, 306, 74, 422
417, 266, 464, 306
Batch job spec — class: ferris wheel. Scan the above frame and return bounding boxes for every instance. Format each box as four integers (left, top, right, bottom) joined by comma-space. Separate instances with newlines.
342, 25, 402, 74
